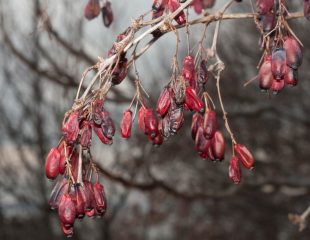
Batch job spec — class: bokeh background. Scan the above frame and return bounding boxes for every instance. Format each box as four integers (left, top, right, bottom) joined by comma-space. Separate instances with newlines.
0, 0, 310, 239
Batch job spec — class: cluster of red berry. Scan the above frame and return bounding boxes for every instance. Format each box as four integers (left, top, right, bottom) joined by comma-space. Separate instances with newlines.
46, 0, 309, 237
84, 0, 113, 27
45, 99, 114, 236
255, 0, 303, 93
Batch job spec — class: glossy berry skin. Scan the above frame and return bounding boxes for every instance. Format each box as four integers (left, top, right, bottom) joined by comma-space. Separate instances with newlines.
229, 156, 242, 184
256, 0, 274, 14
271, 48, 287, 80
62, 111, 80, 144
283, 37, 302, 69
101, 1, 113, 28
120, 110, 133, 139
58, 194, 76, 227
234, 144, 254, 170
211, 131, 225, 161
45, 148, 61, 180
93, 182, 107, 216
84, 0, 101, 20
203, 110, 217, 139
258, 56, 273, 91
185, 86, 204, 112
156, 87, 172, 117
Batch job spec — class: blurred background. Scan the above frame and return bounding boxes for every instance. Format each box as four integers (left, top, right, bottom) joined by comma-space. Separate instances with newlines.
0, 0, 310, 239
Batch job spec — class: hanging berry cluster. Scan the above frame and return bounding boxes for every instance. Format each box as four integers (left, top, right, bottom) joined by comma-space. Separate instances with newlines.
84, 0, 113, 27
255, 0, 304, 93
45, 0, 307, 237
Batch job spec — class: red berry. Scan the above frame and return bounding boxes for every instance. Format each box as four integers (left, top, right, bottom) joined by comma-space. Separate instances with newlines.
156, 87, 172, 117
102, 1, 113, 28
138, 106, 147, 134
229, 156, 242, 184
62, 111, 80, 143
144, 108, 158, 138
271, 48, 287, 80
284, 67, 298, 86
234, 144, 255, 170
93, 123, 113, 145
93, 182, 107, 216
283, 37, 302, 69
203, 109, 217, 139
84, 0, 101, 20
191, 112, 204, 140
58, 194, 76, 227
45, 147, 61, 180
61, 222, 74, 237
168, 0, 186, 25
120, 110, 133, 139
256, 0, 274, 14
185, 86, 204, 112
258, 56, 273, 91
80, 121, 92, 149
270, 79, 285, 94
211, 131, 225, 161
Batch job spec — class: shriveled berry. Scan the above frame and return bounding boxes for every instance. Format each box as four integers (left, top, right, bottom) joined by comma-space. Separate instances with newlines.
61, 223, 74, 237
102, 1, 113, 28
